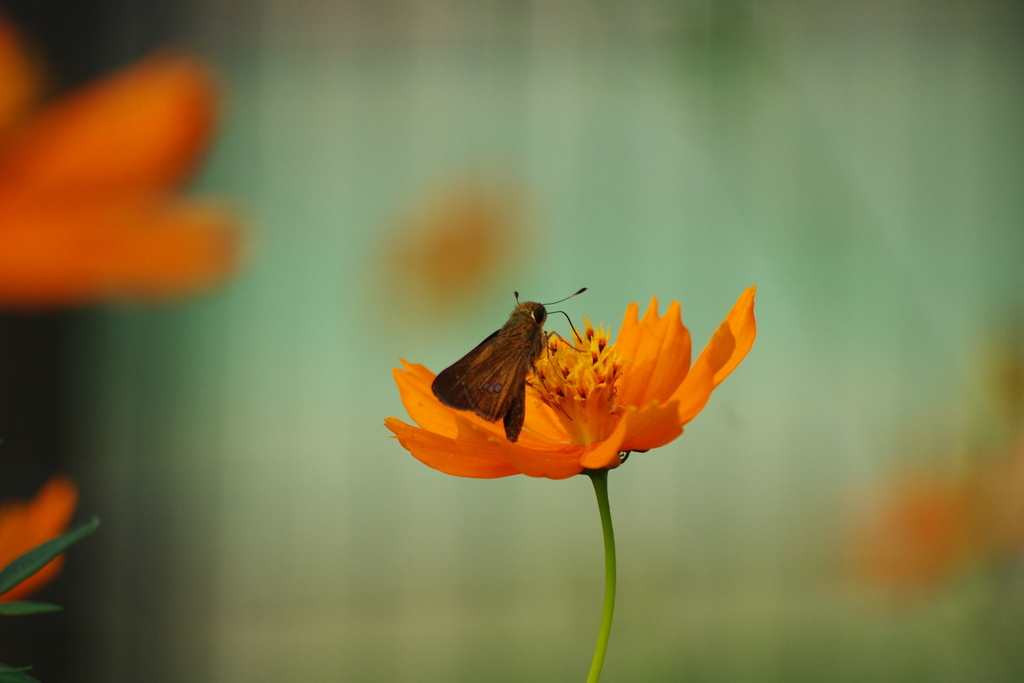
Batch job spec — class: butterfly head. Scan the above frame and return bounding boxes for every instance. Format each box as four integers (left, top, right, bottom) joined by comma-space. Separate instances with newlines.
515, 301, 547, 327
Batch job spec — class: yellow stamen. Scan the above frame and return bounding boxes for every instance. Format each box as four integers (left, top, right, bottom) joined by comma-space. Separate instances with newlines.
529, 318, 624, 445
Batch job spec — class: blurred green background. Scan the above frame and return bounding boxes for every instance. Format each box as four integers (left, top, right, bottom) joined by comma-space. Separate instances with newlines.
2, 0, 1024, 681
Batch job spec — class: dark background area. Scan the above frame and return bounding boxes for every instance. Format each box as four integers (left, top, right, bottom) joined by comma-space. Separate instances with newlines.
0, 3, 197, 680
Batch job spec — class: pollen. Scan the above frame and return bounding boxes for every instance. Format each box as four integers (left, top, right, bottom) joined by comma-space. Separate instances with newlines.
529, 318, 624, 445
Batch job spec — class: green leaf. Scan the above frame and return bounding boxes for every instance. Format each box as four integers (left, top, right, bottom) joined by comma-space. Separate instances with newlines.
0, 516, 100, 597
0, 601, 62, 616
0, 664, 39, 683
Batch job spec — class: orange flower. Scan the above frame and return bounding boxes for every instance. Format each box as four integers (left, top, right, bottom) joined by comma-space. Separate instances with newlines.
853, 432, 1024, 590
0, 17, 238, 307
385, 287, 757, 478
387, 180, 523, 306
0, 476, 77, 601
852, 475, 978, 588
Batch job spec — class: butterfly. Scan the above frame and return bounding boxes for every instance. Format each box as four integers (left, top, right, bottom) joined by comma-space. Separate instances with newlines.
431, 289, 585, 442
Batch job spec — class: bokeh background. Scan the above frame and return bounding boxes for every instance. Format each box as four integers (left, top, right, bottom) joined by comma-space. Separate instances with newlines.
1, 0, 1023, 681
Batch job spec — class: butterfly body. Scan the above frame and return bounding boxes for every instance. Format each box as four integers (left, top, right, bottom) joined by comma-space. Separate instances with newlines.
431, 301, 547, 442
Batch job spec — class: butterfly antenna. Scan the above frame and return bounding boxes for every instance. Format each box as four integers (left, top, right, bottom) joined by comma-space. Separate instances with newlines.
514, 290, 520, 304
549, 310, 583, 343
541, 287, 587, 307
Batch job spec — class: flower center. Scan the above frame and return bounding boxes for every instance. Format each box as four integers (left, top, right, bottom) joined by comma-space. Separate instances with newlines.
529, 318, 624, 445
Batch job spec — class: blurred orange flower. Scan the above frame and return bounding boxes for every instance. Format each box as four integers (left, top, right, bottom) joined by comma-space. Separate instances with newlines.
386, 288, 757, 478
853, 474, 978, 588
0, 17, 238, 306
0, 476, 77, 602
388, 181, 523, 306
853, 434, 1024, 590
853, 325, 1024, 592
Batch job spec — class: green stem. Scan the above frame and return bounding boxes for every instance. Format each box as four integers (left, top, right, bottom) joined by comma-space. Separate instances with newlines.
585, 468, 616, 683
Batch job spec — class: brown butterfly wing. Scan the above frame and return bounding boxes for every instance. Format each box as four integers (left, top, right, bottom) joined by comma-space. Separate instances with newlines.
502, 382, 527, 442
432, 328, 533, 428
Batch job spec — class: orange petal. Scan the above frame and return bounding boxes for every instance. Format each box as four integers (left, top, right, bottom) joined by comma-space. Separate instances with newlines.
0, 17, 40, 138
521, 394, 572, 444
708, 286, 757, 387
673, 353, 715, 425
385, 417, 518, 478
453, 417, 584, 479
579, 400, 685, 470
579, 417, 628, 470
620, 400, 685, 452
393, 361, 564, 450
670, 286, 757, 424
0, 197, 238, 306
394, 361, 462, 439
0, 505, 29, 566
614, 297, 692, 409
22, 476, 77, 537
1, 55, 215, 196
613, 301, 642, 360
0, 476, 77, 602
